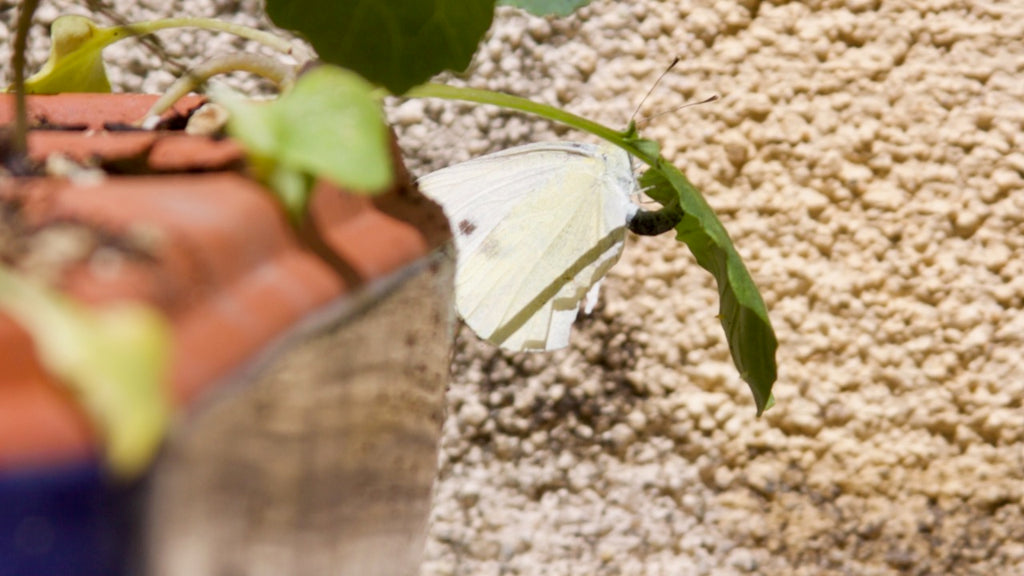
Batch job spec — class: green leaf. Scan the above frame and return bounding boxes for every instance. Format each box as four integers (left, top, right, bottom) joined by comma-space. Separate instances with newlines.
214, 65, 394, 220
639, 168, 675, 205
265, 0, 495, 95
266, 163, 316, 226
627, 136, 661, 163
497, 0, 592, 17
644, 164, 778, 415
19, 15, 123, 93
16, 15, 310, 95
0, 265, 172, 477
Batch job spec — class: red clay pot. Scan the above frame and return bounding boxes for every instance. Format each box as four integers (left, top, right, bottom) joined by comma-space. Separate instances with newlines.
0, 93, 454, 576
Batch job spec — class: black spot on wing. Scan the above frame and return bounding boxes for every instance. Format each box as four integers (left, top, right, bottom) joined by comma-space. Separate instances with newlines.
458, 219, 477, 236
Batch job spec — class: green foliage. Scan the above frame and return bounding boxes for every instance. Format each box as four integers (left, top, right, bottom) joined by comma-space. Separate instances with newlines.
640, 167, 777, 415
623, 127, 662, 162
214, 65, 394, 222
497, 0, 592, 17
20, 15, 119, 93
16, 15, 304, 95
265, 0, 495, 94
0, 265, 172, 477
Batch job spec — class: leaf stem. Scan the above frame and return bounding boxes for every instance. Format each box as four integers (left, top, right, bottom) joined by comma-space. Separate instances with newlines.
405, 83, 659, 165
105, 17, 309, 60
140, 53, 296, 124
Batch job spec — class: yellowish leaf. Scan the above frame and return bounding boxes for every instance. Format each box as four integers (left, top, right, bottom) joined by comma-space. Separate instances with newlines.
0, 265, 172, 477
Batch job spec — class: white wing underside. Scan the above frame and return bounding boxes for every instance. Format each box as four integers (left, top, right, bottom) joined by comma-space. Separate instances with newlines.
418, 142, 637, 351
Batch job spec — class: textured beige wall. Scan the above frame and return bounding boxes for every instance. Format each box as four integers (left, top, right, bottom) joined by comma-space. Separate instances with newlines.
404, 2, 1024, 574
5, 1, 1022, 574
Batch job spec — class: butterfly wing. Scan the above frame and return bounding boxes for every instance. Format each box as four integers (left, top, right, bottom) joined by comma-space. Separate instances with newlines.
418, 141, 637, 351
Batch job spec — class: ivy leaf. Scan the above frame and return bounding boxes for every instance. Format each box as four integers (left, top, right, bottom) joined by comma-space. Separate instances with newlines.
0, 265, 172, 477
641, 164, 778, 415
265, 0, 494, 95
18, 15, 125, 94
214, 65, 394, 221
497, 0, 592, 17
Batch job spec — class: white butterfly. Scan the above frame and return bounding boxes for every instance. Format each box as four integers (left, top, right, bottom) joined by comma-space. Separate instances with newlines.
417, 141, 641, 351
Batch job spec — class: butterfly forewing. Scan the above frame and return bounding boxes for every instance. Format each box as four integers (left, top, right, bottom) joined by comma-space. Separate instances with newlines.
418, 142, 637, 351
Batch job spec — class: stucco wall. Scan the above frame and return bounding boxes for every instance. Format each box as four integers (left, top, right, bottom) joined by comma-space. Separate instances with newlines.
410, 3, 1024, 574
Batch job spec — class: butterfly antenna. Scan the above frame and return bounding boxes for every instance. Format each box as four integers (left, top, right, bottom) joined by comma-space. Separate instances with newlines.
630, 56, 681, 122
637, 94, 720, 127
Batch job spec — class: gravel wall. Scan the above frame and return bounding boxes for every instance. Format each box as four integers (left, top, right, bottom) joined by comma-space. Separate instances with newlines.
409, 3, 1024, 574
4, 1, 1023, 574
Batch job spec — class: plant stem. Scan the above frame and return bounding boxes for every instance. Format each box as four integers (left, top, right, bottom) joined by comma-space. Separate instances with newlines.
106, 17, 309, 60
141, 53, 296, 124
8, 0, 40, 166
405, 83, 659, 165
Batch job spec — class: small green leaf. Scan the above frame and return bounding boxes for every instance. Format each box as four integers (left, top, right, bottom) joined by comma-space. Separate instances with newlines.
644, 163, 778, 415
266, 163, 316, 225
265, 0, 495, 95
639, 168, 675, 205
627, 136, 661, 162
19, 15, 125, 93
622, 123, 662, 159
0, 265, 172, 477
498, 0, 592, 17
215, 65, 394, 219
17, 15, 309, 95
